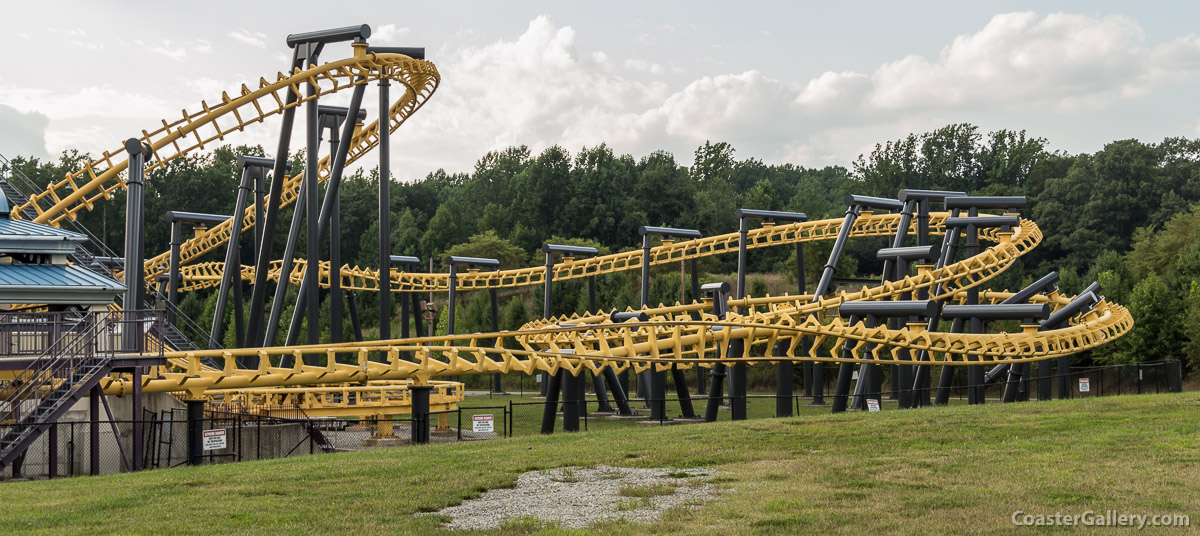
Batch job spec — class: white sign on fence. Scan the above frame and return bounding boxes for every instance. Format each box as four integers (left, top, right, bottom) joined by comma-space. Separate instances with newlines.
472, 414, 495, 433
1079, 378, 1091, 393
202, 429, 227, 451
866, 399, 881, 412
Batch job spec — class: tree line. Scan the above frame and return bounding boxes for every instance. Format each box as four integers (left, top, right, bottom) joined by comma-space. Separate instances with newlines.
5, 122, 1199, 374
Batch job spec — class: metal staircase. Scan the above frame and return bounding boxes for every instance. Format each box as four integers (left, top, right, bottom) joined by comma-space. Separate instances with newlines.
0, 313, 116, 470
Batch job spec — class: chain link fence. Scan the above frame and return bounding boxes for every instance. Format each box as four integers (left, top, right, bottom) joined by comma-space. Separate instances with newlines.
0, 359, 1183, 482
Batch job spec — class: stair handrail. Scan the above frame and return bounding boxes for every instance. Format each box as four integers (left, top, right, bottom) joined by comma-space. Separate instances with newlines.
0, 312, 99, 425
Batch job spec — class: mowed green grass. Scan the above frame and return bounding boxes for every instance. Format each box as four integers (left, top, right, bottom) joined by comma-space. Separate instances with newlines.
2, 393, 1197, 535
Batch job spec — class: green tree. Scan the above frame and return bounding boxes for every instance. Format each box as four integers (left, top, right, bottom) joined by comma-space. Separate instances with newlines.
442, 230, 527, 269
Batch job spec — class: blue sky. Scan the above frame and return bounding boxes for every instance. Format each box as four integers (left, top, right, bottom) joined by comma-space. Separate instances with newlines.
1, 2, 1198, 179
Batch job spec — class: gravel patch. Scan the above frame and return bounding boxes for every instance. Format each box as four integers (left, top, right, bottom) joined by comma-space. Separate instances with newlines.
420, 465, 721, 530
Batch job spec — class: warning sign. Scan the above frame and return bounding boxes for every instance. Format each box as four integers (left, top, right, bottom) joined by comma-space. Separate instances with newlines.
866, 399, 881, 412
472, 414, 494, 433
1079, 378, 1090, 393
202, 429, 226, 451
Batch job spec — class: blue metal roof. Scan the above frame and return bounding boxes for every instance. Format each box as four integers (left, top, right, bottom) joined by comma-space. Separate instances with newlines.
0, 218, 86, 240
0, 264, 125, 305
0, 218, 87, 256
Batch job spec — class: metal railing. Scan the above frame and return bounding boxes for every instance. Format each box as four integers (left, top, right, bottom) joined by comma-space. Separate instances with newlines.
0, 310, 164, 426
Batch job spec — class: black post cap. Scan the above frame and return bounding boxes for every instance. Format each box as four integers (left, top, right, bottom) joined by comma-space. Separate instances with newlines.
944, 196, 1027, 210
734, 208, 807, 223
896, 189, 968, 202
610, 311, 649, 323
639, 226, 702, 238
942, 304, 1051, 321
876, 245, 940, 262
287, 24, 371, 47
542, 244, 599, 257
943, 215, 1021, 229
839, 300, 937, 319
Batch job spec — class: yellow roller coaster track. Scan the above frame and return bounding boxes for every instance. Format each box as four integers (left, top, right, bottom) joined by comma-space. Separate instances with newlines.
4, 44, 1131, 403
94, 213, 1132, 399
166, 211, 943, 293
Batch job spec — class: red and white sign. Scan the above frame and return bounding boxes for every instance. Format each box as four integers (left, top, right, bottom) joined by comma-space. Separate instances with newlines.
472, 414, 494, 433
202, 429, 227, 450
1079, 378, 1091, 393
866, 399, 881, 412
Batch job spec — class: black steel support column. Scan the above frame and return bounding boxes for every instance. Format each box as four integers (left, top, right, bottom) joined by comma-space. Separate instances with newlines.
89, 386, 101, 475
212, 168, 253, 350
329, 135, 343, 344
965, 209, 983, 405
821, 205, 863, 413
410, 291, 424, 338
490, 287, 503, 393
447, 265, 457, 336
540, 254, 553, 396
1057, 356, 1071, 400
702, 282, 731, 422
410, 385, 431, 444
348, 290, 364, 341
283, 89, 368, 347
47, 422, 57, 479
639, 235, 652, 407
540, 370, 563, 434
247, 50, 305, 347
1032, 359, 1051, 400
186, 399, 204, 466
831, 315, 862, 414
254, 168, 265, 266
131, 367, 143, 471
123, 139, 149, 347
563, 371, 581, 432
378, 76, 392, 341
167, 222, 182, 324
303, 54, 321, 345
911, 208, 964, 407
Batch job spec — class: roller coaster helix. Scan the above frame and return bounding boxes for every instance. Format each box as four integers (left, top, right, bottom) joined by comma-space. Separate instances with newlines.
6, 24, 1131, 422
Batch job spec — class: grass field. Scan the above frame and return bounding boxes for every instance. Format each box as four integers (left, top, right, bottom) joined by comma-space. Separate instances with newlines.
2, 393, 1197, 535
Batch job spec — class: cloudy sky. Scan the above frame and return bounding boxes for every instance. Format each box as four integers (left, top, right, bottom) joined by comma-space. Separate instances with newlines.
1, 2, 1198, 179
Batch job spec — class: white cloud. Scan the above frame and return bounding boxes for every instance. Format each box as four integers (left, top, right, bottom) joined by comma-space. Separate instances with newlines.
372, 24, 410, 44
797, 12, 1200, 114
623, 59, 663, 74
151, 40, 188, 61
229, 28, 268, 49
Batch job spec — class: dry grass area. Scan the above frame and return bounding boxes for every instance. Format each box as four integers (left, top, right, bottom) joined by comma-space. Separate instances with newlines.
0, 393, 1196, 534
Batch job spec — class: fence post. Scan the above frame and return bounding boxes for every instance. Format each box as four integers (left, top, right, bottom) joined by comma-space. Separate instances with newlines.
47, 422, 58, 479
1136, 364, 1143, 395
1167, 360, 1183, 393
